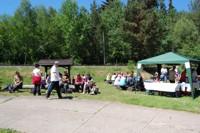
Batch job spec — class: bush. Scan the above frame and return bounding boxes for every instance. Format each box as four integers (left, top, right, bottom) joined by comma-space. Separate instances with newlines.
127, 60, 135, 71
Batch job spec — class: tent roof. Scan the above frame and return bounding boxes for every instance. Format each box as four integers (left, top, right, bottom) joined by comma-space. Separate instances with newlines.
138, 52, 200, 65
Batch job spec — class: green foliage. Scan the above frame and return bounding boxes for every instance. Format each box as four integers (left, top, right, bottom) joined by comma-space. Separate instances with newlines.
0, 0, 200, 64
101, 0, 129, 64
1, 66, 200, 113
190, 0, 200, 12
170, 16, 200, 59
123, 0, 163, 61
0, 128, 20, 133
173, 17, 198, 50
127, 60, 135, 71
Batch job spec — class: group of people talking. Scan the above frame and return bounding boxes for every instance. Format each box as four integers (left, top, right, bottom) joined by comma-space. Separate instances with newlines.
153, 65, 200, 83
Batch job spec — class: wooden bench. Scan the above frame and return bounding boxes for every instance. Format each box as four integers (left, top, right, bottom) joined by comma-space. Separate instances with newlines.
22, 84, 75, 89
22, 85, 34, 89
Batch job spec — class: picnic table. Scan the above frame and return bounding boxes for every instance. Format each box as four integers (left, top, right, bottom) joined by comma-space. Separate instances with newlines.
144, 82, 181, 93
143, 81, 196, 93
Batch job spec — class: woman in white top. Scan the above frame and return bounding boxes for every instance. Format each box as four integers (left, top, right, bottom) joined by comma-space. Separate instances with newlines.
114, 74, 121, 88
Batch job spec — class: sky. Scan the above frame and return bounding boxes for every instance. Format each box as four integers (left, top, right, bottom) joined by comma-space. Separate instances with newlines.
0, 0, 190, 16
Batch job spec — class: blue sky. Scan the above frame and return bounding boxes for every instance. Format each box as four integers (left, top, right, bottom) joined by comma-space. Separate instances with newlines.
0, 0, 190, 16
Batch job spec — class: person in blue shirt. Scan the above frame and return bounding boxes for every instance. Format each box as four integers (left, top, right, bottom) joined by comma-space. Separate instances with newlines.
119, 74, 127, 90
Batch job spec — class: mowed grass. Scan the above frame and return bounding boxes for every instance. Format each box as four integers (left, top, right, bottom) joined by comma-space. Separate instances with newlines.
0, 128, 20, 133
0, 66, 200, 113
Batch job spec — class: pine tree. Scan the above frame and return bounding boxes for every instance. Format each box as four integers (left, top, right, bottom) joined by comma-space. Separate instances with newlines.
159, 0, 166, 13
123, 0, 162, 61
89, 1, 103, 64
169, 0, 174, 11
100, 0, 114, 10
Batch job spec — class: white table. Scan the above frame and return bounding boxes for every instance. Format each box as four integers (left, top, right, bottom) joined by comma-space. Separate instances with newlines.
144, 82, 192, 92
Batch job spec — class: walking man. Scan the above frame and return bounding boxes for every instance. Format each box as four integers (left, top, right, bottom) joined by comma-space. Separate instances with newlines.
46, 61, 62, 99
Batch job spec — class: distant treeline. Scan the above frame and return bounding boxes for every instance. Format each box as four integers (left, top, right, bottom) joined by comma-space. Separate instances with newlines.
1, 0, 200, 65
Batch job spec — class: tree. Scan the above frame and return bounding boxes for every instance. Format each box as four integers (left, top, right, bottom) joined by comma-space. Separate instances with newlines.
169, 0, 174, 11
88, 1, 103, 64
190, 0, 200, 32
100, 0, 114, 10
66, 7, 92, 64
13, 0, 37, 64
1, 0, 200, 64
159, 0, 166, 13
56, 0, 79, 62
159, 0, 177, 52
101, 0, 130, 64
123, 0, 162, 61
34, 6, 65, 60
173, 17, 200, 58
0, 15, 14, 63
190, 0, 200, 12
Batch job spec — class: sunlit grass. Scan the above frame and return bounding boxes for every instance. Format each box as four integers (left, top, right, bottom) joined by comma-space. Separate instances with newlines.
0, 128, 20, 133
0, 66, 200, 113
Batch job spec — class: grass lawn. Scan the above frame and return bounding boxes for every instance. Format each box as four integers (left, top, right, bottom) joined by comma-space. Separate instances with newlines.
0, 128, 20, 133
0, 66, 200, 113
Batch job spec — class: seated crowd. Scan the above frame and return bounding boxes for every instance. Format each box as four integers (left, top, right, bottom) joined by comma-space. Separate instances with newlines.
105, 72, 144, 91
3, 70, 99, 95
45, 72, 99, 95
71, 73, 99, 95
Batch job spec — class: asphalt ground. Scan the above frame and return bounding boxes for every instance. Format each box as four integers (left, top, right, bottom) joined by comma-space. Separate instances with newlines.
0, 96, 200, 133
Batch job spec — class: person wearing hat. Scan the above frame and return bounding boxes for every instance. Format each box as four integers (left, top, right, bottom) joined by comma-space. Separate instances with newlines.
32, 63, 41, 96
46, 61, 62, 99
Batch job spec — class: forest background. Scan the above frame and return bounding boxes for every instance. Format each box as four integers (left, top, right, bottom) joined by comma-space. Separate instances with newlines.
1, 0, 200, 65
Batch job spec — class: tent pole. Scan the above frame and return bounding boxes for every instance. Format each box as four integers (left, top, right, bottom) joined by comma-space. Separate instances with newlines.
185, 62, 194, 99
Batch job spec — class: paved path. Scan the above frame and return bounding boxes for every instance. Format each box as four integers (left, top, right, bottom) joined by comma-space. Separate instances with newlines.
0, 96, 200, 133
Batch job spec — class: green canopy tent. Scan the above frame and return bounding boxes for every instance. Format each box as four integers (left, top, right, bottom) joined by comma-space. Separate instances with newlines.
137, 52, 200, 99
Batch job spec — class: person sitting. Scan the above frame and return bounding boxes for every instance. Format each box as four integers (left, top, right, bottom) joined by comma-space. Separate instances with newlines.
126, 72, 134, 87
40, 72, 46, 89
133, 72, 144, 91
119, 74, 127, 90
105, 73, 112, 84
153, 72, 159, 82
75, 74, 83, 92
179, 69, 186, 83
179, 68, 187, 96
3, 71, 23, 93
111, 73, 116, 84
114, 74, 121, 88
61, 71, 70, 93
83, 75, 93, 94
90, 82, 100, 95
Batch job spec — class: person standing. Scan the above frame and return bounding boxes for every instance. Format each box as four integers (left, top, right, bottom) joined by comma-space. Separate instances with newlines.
169, 66, 176, 83
46, 61, 62, 99
160, 66, 168, 82
32, 64, 41, 96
